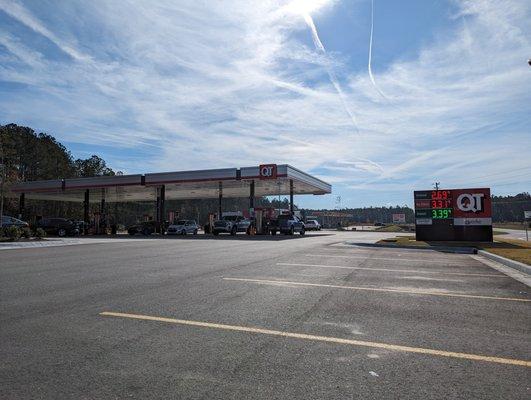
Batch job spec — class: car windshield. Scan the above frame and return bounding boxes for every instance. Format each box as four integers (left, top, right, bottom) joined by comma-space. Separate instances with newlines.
223, 216, 238, 221
176, 220, 187, 225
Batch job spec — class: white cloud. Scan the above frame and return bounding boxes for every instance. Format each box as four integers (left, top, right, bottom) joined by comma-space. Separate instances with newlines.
0, 0, 529, 207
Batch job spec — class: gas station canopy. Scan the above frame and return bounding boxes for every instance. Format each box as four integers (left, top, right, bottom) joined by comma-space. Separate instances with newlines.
9, 164, 331, 203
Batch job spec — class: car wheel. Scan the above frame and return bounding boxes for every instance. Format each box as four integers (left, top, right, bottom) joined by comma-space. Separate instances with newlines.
181, 229, 186, 235
271, 230, 277, 235
230, 226, 237, 236
213, 231, 219, 236
300, 227, 305, 236
289, 226, 294, 235
193, 229, 198, 235
142, 228, 150, 236
57, 228, 67, 237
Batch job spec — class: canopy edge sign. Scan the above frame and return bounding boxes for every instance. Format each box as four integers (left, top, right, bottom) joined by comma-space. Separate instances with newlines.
259, 164, 277, 179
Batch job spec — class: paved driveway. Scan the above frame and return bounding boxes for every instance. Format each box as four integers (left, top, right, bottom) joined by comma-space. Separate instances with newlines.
1, 232, 529, 399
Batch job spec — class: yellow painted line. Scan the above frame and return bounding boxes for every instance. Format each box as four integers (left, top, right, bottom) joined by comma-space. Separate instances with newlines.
223, 277, 531, 303
100, 311, 530, 368
276, 262, 506, 278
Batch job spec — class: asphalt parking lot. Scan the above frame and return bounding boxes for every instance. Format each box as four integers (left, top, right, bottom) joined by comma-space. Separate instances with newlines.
1, 231, 529, 399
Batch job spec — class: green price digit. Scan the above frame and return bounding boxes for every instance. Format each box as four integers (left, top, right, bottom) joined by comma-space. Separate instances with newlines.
432, 209, 437, 218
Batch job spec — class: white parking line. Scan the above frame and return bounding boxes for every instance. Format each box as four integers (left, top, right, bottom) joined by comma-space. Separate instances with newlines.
276, 263, 506, 278
304, 254, 474, 264
223, 277, 531, 303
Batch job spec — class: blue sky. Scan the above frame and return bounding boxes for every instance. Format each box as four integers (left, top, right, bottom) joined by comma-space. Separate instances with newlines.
1, 0, 530, 209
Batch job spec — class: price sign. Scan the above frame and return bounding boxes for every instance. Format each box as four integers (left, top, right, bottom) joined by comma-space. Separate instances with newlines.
414, 188, 492, 241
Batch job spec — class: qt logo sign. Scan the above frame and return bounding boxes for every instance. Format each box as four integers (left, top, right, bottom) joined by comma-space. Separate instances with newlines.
259, 164, 277, 179
456, 193, 484, 213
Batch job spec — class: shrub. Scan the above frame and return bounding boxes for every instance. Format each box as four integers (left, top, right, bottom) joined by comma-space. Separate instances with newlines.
5, 226, 21, 241
21, 226, 32, 239
34, 227, 47, 238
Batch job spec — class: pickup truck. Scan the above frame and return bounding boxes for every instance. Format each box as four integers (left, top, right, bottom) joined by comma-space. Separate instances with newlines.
270, 214, 305, 235
212, 215, 251, 236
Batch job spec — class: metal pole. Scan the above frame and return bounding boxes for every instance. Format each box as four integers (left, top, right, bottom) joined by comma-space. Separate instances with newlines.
218, 181, 222, 219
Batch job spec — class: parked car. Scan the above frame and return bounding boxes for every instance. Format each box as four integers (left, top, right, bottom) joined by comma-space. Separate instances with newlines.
127, 220, 158, 236
304, 219, 321, 231
36, 218, 80, 237
167, 220, 199, 235
1, 215, 29, 228
271, 214, 305, 235
212, 215, 251, 236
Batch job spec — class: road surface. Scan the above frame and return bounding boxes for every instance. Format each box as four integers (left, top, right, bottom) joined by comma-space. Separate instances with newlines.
1, 232, 529, 399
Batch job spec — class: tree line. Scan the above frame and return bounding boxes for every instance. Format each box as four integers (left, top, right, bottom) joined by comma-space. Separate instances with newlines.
0, 123, 293, 226
1, 123, 528, 225
305, 193, 531, 224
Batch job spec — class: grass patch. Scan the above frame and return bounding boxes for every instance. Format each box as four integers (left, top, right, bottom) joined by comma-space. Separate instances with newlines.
377, 236, 530, 265
375, 224, 413, 233
493, 230, 509, 236
483, 237, 531, 265
493, 222, 528, 231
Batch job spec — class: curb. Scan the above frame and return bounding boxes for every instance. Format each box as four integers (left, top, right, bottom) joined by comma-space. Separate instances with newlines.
477, 250, 530, 275
345, 242, 477, 254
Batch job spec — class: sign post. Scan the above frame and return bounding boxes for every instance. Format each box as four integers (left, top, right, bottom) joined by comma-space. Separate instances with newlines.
524, 211, 531, 241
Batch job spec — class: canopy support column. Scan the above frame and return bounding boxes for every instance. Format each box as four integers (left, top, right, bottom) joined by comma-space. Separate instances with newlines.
159, 184, 165, 233
249, 180, 255, 210
218, 181, 223, 219
83, 189, 89, 235
289, 179, 294, 214
18, 193, 25, 220
155, 185, 165, 234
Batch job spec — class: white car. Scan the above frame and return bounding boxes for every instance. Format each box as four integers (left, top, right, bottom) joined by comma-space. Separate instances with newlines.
304, 219, 321, 231
167, 220, 199, 235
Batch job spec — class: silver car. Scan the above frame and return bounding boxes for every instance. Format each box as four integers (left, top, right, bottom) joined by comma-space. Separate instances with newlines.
167, 220, 199, 235
304, 219, 321, 231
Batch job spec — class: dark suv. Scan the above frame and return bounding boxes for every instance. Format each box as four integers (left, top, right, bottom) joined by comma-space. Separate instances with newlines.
271, 214, 305, 235
127, 220, 158, 236
36, 218, 80, 237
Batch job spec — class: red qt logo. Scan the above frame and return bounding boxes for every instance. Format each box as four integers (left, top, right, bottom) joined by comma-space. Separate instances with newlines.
259, 164, 277, 179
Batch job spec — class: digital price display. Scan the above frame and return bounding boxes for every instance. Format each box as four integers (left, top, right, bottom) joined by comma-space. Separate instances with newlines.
431, 190, 451, 200
432, 208, 452, 219
431, 190, 452, 210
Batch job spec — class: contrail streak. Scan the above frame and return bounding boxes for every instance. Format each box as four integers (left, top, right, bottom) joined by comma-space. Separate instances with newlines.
304, 13, 358, 132
368, 0, 388, 99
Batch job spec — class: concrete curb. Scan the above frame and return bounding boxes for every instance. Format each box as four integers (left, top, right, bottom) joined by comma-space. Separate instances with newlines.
345, 242, 478, 254
477, 250, 530, 275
